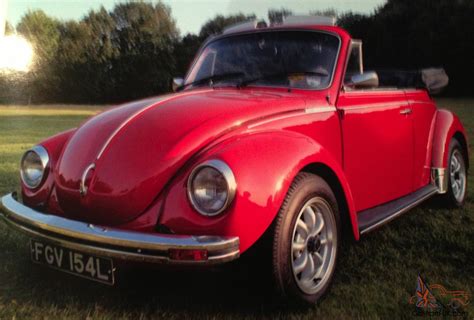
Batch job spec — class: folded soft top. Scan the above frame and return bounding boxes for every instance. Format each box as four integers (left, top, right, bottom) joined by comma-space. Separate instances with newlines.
376, 68, 449, 94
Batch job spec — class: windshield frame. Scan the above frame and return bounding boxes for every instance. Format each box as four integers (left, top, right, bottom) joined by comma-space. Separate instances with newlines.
183, 29, 342, 91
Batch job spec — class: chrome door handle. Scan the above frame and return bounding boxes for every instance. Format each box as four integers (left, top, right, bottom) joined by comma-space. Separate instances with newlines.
400, 108, 412, 115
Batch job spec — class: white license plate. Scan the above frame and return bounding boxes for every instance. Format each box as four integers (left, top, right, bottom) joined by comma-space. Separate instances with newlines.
30, 239, 115, 285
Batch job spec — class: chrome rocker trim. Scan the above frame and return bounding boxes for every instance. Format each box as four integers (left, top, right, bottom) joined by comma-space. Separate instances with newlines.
358, 167, 447, 235
358, 184, 438, 235
0, 193, 240, 265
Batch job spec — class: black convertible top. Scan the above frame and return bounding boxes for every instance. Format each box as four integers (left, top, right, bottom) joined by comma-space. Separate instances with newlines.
377, 68, 449, 94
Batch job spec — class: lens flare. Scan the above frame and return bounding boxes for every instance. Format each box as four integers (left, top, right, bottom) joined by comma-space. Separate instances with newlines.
0, 35, 34, 72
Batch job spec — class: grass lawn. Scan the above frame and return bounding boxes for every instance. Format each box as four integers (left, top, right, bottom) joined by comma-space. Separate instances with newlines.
0, 100, 472, 319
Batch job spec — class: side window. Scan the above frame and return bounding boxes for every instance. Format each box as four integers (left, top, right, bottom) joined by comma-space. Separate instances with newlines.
193, 49, 217, 80
344, 41, 363, 85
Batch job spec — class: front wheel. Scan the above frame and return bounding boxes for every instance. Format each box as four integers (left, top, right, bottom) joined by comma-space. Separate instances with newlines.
272, 173, 340, 305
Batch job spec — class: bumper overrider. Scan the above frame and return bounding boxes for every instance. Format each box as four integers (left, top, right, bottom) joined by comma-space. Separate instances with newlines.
0, 193, 240, 265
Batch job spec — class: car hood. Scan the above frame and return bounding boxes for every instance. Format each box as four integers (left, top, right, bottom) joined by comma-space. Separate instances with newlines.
55, 88, 311, 224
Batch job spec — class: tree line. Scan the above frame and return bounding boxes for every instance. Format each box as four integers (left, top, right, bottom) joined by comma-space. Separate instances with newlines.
0, 0, 472, 104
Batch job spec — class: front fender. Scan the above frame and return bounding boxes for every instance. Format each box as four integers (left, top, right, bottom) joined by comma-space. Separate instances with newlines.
158, 130, 358, 253
431, 109, 469, 169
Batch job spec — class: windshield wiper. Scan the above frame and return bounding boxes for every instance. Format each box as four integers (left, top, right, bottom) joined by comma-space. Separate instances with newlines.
238, 70, 329, 88
179, 72, 245, 91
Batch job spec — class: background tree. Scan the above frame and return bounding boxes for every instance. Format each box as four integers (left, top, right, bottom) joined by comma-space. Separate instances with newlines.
16, 10, 61, 102
267, 8, 293, 24
174, 33, 201, 77
55, 20, 100, 103
0, 22, 22, 103
2, 1, 473, 104
109, 2, 178, 101
199, 13, 256, 40
82, 7, 118, 102
4, 21, 14, 35
55, 7, 118, 103
170, 13, 256, 80
352, 0, 474, 95
310, 8, 338, 18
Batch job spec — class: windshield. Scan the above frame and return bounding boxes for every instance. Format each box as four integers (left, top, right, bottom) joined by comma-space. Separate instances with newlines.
185, 31, 340, 90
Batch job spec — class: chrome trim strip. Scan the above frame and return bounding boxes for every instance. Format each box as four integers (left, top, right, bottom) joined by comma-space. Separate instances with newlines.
247, 107, 335, 129
96, 99, 164, 159
431, 167, 448, 194
342, 101, 410, 111
305, 106, 337, 114
0, 193, 239, 265
96, 90, 212, 160
247, 110, 304, 128
407, 100, 434, 105
360, 187, 438, 235
187, 160, 237, 217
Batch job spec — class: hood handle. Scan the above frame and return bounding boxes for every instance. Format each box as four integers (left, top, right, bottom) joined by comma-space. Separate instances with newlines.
80, 163, 96, 197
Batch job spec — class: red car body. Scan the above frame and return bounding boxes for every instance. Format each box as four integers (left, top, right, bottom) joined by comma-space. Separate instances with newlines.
0, 21, 469, 283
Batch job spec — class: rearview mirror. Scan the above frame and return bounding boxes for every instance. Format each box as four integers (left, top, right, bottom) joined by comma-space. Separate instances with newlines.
351, 71, 379, 89
172, 77, 184, 92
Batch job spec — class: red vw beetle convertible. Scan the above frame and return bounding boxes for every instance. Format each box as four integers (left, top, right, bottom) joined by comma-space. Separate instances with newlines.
0, 17, 468, 305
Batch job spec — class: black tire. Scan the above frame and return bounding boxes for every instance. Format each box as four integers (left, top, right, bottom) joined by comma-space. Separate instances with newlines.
272, 172, 340, 306
440, 139, 468, 207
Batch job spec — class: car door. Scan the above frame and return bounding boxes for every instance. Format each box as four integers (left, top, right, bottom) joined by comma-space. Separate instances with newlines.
336, 41, 414, 211
337, 90, 414, 211
405, 90, 438, 191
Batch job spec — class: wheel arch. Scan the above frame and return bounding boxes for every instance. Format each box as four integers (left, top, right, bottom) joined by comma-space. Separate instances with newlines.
453, 131, 469, 170
431, 109, 469, 169
300, 162, 359, 241
160, 129, 360, 255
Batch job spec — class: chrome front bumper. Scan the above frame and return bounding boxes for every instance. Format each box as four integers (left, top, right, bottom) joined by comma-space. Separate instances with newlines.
0, 193, 239, 265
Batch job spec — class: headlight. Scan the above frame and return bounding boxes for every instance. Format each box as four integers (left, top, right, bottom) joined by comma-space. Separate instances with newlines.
20, 145, 49, 189
187, 160, 236, 216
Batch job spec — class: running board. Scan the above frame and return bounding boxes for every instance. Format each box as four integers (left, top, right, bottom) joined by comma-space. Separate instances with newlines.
358, 185, 438, 235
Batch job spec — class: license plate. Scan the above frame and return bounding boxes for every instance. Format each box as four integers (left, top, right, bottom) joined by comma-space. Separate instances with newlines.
30, 239, 115, 285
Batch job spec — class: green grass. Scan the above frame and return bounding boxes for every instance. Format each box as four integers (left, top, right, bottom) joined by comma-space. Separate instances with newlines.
0, 100, 472, 319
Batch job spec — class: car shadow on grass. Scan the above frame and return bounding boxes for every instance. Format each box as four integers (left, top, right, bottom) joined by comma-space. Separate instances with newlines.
3, 239, 312, 317
2, 195, 471, 318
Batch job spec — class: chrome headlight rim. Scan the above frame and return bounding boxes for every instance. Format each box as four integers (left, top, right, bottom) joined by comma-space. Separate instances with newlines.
20, 145, 49, 189
187, 159, 237, 217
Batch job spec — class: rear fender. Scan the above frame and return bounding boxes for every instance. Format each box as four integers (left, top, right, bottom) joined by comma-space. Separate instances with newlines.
432, 109, 469, 169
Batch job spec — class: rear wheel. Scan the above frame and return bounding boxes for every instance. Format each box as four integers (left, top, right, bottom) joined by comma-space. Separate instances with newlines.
272, 173, 340, 305
441, 139, 467, 207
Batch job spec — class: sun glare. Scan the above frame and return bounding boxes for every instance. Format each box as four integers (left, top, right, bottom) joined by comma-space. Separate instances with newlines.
0, 35, 34, 72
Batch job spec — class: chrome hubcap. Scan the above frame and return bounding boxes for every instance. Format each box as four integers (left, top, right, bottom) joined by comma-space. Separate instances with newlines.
291, 197, 337, 295
450, 150, 466, 203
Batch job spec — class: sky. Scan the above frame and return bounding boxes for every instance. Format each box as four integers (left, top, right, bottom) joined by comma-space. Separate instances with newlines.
4, 0, 386, 35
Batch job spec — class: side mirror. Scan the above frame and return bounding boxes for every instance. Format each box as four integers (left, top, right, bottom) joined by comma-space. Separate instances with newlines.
172, 77, 184, 92
351, 71, 379, 89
